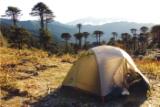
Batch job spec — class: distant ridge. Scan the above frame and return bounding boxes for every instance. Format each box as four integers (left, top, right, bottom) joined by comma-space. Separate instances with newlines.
66, 17, 154, 26
0, 18, 154, 42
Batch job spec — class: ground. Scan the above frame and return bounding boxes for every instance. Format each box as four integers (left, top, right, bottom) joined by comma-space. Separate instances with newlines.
0, 47, 160, 107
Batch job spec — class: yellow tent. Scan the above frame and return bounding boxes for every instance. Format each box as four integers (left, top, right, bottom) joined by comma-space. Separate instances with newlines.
62, 45, 149, 96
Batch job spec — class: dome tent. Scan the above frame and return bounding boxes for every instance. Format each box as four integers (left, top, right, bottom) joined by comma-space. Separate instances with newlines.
62, 45, 150, 97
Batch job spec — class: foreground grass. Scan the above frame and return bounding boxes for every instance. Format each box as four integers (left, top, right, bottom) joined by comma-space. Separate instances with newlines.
135, 59, 160, 79
0, 47, 160, 107
0, 47, 73, 107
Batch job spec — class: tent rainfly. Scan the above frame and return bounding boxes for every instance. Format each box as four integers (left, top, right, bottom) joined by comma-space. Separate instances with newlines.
62, 45, 150, 97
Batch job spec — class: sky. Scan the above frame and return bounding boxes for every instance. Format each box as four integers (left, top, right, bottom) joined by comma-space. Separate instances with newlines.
0, 0, 160, 24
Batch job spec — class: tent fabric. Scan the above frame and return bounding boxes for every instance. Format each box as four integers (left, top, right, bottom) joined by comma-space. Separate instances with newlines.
62, 45, 149, 96
91, 46, 128, 96
63, 53, 101, 94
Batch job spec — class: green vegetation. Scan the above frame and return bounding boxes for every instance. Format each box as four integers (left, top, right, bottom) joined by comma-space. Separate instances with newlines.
30, 2, 54, 50
3, 6, 21, 26
83, 32, 90, 49
61, 33, 71, 52
30, 2, 54, 30
108, 26, 160, 55
93, 30, 104, 45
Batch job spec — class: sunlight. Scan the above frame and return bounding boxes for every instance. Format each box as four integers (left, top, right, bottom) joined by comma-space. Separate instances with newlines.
0, 0, 160, 23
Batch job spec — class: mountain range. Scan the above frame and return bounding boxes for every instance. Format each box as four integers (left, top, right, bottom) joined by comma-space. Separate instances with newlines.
66, 17, 132, 25
0, 18, 154, 42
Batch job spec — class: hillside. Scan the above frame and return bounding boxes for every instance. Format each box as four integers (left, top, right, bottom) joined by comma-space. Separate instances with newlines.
0, 47, 160, 107
0, 19, 154, 42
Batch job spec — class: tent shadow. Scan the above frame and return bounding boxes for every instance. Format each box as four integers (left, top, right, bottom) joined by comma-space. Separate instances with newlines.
31, 80, 149, 107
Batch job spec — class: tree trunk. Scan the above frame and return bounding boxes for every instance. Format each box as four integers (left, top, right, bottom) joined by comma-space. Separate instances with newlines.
85, 38, 87, 46
98, 35, 101, 45
158, 32, 160, 45
19, 40, 22, 49
40, 14, 44, 30
79, 38, 82, 49
96, 35, 98, 45
65, 40, 68, 52
79, 28, 81, 33
45, 22, 48, 31
99, 35, 101, 45
134, 42, 136, 51
75, 38, 77, 45
12, 14, 16, 26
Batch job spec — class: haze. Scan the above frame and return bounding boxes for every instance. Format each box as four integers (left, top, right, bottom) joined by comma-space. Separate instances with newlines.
0, 0, 160, 24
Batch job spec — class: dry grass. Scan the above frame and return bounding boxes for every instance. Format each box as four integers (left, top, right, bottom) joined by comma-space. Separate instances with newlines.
0, 47, 160, 107
0, 47, 73, 107
135, 59, 160, 79
134, 59, 160, 107
60, 54, 77, 63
